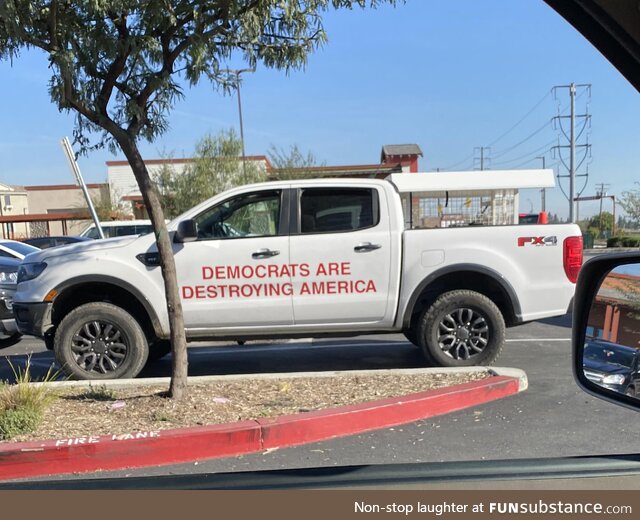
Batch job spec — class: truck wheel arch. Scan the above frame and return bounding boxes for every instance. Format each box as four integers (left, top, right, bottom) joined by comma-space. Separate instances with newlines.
49, 275, 165, 342
402, 264, 522, 331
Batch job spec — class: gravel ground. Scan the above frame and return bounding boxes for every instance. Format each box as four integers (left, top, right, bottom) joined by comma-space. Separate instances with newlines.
8, 371, 490, 443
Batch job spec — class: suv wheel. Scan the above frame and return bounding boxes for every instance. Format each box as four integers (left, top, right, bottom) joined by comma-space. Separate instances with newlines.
54, 302, 148, 380
417, 290, 505, 367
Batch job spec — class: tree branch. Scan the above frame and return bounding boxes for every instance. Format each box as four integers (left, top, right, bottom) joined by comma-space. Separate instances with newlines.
127, 24, 227, 137
96, 14, 132, 117
48, 0, 59, 51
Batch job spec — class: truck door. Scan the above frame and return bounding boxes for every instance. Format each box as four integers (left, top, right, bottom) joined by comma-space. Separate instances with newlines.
173, 188, 294, 331
289, 186, 392, 325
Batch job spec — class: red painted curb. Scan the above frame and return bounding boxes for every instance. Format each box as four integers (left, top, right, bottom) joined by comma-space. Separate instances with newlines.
0, 375, 520, 481
258, 376, 519, 448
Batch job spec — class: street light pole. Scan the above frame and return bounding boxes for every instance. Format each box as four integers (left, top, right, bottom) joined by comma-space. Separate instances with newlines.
227, 68, 255, 178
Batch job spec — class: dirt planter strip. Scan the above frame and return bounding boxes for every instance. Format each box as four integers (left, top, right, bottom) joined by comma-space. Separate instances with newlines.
0, 374, 521, 481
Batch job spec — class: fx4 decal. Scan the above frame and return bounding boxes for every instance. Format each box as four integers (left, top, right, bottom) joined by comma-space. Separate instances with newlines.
517, 236, 558, 247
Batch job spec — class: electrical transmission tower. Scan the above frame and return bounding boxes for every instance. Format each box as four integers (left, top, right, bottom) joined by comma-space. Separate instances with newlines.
551, 83, 592, 223
473, 147, 491, 171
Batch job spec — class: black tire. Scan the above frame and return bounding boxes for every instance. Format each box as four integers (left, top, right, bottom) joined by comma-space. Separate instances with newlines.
0, 332, 22, 350
54, 302, 149, 380
625, 386, 636, 397
44, 333, 55, 351
403, 330, 420, 347
417, 290, 505, 367
146, 340, 172, 363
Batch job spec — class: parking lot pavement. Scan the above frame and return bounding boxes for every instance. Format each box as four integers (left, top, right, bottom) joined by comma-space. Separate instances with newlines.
0, 315, 572, 381
22, 313, 639, 482
0, 337, 48, 357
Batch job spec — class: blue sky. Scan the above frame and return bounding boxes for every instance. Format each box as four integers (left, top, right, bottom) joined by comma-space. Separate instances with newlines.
0, 0, 638, 219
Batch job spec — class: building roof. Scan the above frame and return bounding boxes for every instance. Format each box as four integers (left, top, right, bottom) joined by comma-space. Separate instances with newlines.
0, 183, 27, 194
106, 156, 271, 167
269, 163, 402, 179
24, 183, 108, 191
597, 272, 640, 305
381, 144, 423, 159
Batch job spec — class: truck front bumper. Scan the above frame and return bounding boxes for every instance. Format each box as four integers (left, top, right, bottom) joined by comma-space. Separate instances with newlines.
13, 301, 53, 338
0, 285, 18, 335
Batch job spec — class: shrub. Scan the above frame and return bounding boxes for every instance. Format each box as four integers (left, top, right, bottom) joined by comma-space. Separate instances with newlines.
607, 236, 623, 247
621, 237, 640, 247
0, 407, 42, 440
79, 385, 116, 401
0, 357, 59, 440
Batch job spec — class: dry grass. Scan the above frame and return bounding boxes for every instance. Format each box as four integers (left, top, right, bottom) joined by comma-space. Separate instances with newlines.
0, 357, 59, 440
7, 371, 490, 443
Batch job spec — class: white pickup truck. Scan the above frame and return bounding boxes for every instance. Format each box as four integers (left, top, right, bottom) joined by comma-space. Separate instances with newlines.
14, 171, 582, 379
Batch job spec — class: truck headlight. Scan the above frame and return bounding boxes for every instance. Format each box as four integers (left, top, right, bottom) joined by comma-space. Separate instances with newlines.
0, 270, 18, 284
17, 262, 47, 283
602, 374, 626, 385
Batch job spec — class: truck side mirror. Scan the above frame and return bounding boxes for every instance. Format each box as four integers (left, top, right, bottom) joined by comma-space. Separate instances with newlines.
174, 219, 198, 243
573, 252, 640, 411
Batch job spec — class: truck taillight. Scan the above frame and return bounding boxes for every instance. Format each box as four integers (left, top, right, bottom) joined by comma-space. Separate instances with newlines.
563, 236, 583, 283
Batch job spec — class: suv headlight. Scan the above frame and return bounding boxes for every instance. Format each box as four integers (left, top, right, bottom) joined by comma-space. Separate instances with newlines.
0, 269, 17, 284
17, 262, 47, 283
602, 374, 626, 385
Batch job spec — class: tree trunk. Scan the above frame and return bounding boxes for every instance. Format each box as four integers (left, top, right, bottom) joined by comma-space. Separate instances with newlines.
117, 136, 188, 400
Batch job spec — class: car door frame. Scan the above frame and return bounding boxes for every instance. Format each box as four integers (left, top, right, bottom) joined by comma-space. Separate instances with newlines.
175, 186, 296, 336
285, 182, 399, 331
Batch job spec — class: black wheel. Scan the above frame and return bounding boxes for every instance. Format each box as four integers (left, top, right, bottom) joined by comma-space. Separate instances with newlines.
417, 290, 505, 367
54, 302, 149, 380
0, 332, 22, 350
625, 386, 636, 397
147, 340, 172, 363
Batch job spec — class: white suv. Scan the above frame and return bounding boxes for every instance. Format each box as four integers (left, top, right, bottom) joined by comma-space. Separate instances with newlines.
80, 220, 154, 239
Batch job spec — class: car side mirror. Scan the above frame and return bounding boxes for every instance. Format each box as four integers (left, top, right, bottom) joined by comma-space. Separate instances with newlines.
174, 219, 198, 243
573, 252, 640, 411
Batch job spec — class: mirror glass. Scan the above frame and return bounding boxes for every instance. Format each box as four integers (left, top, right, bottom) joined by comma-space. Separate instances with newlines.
585, 263, 640, 399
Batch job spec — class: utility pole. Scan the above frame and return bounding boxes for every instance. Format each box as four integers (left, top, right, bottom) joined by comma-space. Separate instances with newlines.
596, 182, 611, 236
569, 83, 576, 223
551, 83, 591, 223
225, 68, 255, 178
536, 155, 546, 211
474, 147, 490, 171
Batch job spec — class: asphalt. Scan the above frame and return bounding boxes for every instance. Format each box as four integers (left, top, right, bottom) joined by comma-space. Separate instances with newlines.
0, 370, 523, 482
6, 312, 640, 482
0, 249, 625, 484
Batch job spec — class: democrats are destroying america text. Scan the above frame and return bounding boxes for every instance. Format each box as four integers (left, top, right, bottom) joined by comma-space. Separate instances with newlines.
181, 261, 377, 300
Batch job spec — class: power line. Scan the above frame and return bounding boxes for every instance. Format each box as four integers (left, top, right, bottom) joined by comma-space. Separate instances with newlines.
487, 90, 552, 147
490, 139, 557, 167
438, 152, 475, 171
491, 119, 552, 159
439, 88, 586, 171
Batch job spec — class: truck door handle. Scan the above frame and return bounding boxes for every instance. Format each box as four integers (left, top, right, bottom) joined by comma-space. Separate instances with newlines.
252, 248, 280, 259
354, 242, 382, 253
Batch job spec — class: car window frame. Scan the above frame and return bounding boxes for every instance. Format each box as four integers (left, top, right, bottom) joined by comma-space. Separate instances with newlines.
192, 188, 290, 242
291, 186, 380, 236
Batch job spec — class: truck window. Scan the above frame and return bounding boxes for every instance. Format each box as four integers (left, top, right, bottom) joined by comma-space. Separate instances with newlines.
84, 227, 100, 239
300, 188, 378, 233
194, 190, 282, 240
